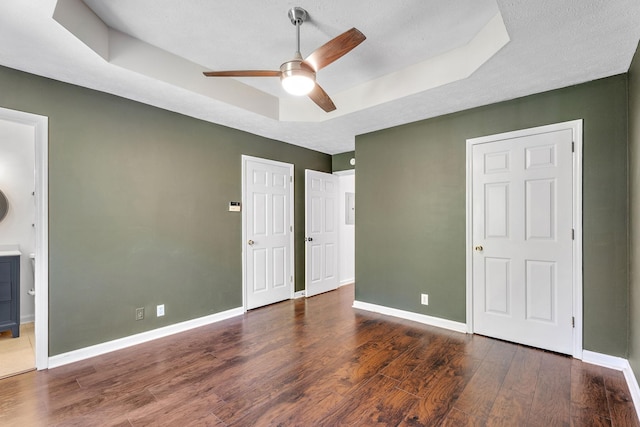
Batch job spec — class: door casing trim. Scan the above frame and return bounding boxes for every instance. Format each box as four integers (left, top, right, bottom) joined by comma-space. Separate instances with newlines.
0, 106, 49, 369
465, 119, 583, 358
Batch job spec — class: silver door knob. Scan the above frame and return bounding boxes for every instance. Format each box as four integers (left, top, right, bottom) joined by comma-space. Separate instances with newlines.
305, 237, 313, 242
248, 240, 255, 246
474, 245, 483, 252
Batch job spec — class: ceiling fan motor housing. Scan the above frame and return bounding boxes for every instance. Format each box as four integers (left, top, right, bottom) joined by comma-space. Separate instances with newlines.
288, 7, 307, 25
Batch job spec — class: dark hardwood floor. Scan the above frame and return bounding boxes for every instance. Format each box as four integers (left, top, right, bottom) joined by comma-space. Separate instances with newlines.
1, 284, 638, 426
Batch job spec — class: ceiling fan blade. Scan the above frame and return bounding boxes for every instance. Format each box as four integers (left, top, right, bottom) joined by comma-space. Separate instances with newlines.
203, 70, 281, 77
308, 83, 336, 112
304, 28, 366, 71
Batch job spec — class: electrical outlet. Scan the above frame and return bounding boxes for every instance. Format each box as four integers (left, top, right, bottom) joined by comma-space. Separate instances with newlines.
421, 294, 429, 305
157, 304, 165, 317
135, 307, 144, 321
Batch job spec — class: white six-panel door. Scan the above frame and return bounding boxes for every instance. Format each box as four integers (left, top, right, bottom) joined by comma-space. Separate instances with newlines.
469, 123, 579, 355
243, 156, 293, 310
305, 170, 339, 297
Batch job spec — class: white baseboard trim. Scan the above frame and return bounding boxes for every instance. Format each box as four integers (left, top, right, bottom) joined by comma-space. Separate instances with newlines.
339, 279, 355, 287
48, 307, 244, 369
583, 350, 640, 421
294, 290, 306, 299
352, 300, 467, 334
21, 314, 35, 324
625, 365, 640, 422
582, 350, 628, 370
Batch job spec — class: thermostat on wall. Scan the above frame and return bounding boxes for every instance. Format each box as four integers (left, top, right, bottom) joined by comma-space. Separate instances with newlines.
229, 201, 241, 212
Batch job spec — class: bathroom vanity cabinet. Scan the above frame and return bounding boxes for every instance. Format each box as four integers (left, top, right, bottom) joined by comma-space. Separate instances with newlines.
0, 255, 20, 337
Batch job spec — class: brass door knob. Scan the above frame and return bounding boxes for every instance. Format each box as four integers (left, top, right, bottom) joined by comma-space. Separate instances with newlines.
474, 245, 483, 252
248, 240, 255, 246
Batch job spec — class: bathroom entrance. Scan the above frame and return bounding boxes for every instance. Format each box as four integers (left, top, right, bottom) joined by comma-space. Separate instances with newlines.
0, 107, 48, 376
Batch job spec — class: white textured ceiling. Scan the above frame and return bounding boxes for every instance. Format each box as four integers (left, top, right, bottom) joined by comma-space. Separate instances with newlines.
0, 0, 639, 154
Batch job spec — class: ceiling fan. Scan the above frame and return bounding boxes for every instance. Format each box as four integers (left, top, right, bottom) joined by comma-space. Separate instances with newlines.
203, 7, 366, 112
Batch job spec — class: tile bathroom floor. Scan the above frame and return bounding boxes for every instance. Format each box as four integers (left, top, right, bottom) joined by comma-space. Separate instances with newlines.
0, 322, 35, 379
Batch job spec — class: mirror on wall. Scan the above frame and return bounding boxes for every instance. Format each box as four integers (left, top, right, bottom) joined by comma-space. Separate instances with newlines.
0, 190, 8, 222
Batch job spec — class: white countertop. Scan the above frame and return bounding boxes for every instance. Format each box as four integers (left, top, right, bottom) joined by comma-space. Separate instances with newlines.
0, 250, 21, 257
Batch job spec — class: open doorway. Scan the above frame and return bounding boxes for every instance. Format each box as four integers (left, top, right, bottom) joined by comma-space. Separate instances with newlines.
335, 169, 355, 287
0, 107, 48, 376
0, 117, 36, 377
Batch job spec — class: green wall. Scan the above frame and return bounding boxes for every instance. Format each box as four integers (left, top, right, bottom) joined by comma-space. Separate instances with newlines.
356, 75, 629, 357
0, 61, 633, 360
0, 66, 330, 356
332, 151, 355, 172
629, 42, 640, 382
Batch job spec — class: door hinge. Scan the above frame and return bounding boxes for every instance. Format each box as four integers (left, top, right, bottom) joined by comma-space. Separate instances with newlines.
290, 176, 293, 183
572, 141, 575, 152
572, 316, 575, 328
572, 229, 575, 240
290, 225, 293, 232
290, 276, 293, 283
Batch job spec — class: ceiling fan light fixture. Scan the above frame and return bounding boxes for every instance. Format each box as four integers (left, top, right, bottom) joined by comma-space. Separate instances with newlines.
280, 60, 316, 96
282, 74, 315, 96
203, 6, 365, 112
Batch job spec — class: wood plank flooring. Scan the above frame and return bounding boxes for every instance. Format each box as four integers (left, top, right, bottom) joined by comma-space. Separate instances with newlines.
0, 284, 638, 426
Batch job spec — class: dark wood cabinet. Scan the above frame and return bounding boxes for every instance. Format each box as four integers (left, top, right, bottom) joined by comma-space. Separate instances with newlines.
0, 255, 20, 337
